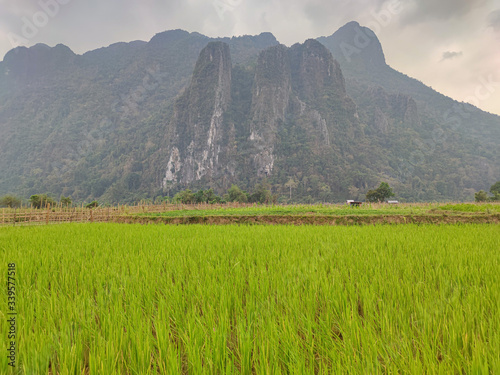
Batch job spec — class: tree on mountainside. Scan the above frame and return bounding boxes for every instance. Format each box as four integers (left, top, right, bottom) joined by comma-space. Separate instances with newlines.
284, 178, 298, 200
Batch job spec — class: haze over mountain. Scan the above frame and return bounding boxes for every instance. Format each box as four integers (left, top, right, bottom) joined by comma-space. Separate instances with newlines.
0, 22, 498, 203
2, 0, 499, 117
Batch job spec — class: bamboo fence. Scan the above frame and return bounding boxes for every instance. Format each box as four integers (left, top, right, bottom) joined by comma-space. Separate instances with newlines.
0, 202, 261, 226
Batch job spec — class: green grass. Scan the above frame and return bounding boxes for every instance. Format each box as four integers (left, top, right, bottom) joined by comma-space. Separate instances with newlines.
435, 203, 500, 213
135, 204, 426, 218
134, 203, 500, 219
1, 224, 499, 374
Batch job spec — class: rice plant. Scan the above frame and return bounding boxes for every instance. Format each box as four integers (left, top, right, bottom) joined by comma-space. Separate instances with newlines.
0, 224, 499, 374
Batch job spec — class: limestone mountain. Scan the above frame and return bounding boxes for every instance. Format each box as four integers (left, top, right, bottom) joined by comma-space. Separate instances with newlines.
0, 23, 498, 203
0, 31, 278, 202
318, 21, 500, 201
162, 38, 365, 201
164, 41, 234, 186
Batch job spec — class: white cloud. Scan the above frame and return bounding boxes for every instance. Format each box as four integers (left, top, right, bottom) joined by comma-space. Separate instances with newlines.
488, 9, 500, 31
441, 51, 463, 61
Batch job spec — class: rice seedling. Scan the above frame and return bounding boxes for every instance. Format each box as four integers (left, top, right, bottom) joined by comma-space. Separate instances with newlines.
0, 224, 499, 374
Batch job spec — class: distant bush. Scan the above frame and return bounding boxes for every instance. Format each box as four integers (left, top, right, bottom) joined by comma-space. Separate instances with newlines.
85, 201, 99, 209
490, 181, 500, 196
0, 195, 22, 208
490, 181, 500, 201
225, 185, 248, 203
475, 190, 489, 202
438, 203, 500, 213
30, 194, 56, 209
173, 189, 196, 204
366, 182, 395, 203
60, 196, 72, 207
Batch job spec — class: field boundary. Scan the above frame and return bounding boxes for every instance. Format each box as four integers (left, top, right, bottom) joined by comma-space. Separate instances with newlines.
2, 203, 500, 227
112, 214, 500, 226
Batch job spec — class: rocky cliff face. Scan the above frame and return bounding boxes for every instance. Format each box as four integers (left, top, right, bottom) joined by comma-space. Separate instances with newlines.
360, 86, 421, 134
247, 38, 359, 177
289, 39, 347, 103
249, 44, 291, 176
163, 42, 233, 186
287, 39, 359, 153
164, 38, 359, 189
317, 21, 386, 69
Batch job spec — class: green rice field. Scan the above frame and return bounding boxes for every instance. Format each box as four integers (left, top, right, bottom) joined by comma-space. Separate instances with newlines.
136, 204, 414, 217
135, 202, 500, 218
1, 223, 499, 374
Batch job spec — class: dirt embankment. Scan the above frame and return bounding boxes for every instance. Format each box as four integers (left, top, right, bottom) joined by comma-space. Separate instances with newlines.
113, 214, 500, 226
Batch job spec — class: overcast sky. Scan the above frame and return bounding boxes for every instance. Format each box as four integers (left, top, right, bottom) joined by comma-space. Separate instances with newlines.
1, 0, 499, 116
